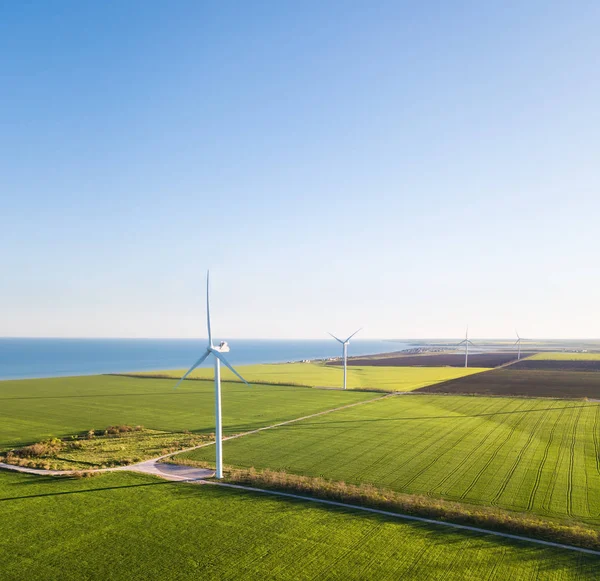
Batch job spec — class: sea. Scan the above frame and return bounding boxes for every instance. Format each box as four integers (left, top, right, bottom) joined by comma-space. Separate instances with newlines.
0, 338, 415, 381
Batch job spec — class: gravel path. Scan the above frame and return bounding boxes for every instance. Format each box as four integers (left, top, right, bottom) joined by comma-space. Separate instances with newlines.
0, 392, 392, 478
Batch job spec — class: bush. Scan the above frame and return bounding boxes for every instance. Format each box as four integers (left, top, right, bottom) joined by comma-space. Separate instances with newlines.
224, 468, 600, 551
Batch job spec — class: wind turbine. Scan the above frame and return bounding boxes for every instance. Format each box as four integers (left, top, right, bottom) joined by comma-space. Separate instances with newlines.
328, 328, 361, 390
514, 330, 523, 360
174, 271, 249, 479
457, 326, 475, 368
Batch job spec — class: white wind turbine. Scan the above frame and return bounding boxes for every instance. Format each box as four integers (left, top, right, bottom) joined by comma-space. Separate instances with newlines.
328, 328, 361, 390
457, 326, 475, 368
174, 271, 249, 480
514, 330, 523, 360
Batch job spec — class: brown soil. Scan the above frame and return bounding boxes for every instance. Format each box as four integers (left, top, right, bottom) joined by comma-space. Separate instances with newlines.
335, 352, 537, 369
509, 360, 600, 372
417, 369, 600, 399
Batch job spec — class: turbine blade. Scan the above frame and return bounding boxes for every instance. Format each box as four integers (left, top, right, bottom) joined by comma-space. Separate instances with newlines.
515, 329, 520, 340
174, 350, 211, 389
328, 332, 344, 343
214, 351, 249, 385
345, 328, 362, 342
206, 271, 213, 346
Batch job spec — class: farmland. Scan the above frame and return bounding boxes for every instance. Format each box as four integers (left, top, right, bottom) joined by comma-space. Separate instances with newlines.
341, 352, 536, 368
419, 369, 600, 399
177, 394, 600, 527
510, 353, 600, 372
0, 470, 597, 580
0, 375, 373, 449
131, 362, 487, 391
533, 353, 600, 360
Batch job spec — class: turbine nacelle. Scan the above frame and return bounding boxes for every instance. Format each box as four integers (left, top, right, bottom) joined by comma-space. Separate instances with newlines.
213, 341, 230, 353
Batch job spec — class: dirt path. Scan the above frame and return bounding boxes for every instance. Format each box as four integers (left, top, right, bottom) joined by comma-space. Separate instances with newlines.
0, 391, 393, 477
2, 388, 599, 557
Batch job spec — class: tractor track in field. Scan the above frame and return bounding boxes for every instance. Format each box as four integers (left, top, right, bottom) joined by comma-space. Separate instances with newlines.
594, 405, 600, 478
386, 399, 506, 490
361, 398, 481, 485
526, 405, 567, 512
399, 401, 514, 491
459, 400, 532, 502
435, 399, 515, 496
490, 405, 549, 507
201, 480, 600, 557
542, 406, 576, 516
567, 405, 585, 517
0, 392, 396, 478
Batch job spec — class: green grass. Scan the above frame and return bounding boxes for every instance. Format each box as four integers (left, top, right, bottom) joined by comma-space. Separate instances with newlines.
178, 394, 600, 527
0, 375, 374, 450
133, 362, 488, 391
0, 427, 212, 470
531, 353, 600, 361
0, 470, 596, 580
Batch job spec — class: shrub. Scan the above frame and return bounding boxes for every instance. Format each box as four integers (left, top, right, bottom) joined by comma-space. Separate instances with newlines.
223, 468, 600, 551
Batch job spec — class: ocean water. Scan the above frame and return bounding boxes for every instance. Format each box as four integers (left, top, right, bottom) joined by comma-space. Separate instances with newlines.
0, 338, 413, 380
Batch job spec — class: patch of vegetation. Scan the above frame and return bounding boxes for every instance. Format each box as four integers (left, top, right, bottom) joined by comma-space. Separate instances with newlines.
532, 353, 600, 361
129, 362, 488, 391
0, 470, 597, 580
0, 426, 212, 470
0, 374, 373, 450
214, 466, 600, 551
176, 395, 600, 528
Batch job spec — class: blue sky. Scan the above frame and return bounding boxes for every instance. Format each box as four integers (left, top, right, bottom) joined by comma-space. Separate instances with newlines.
1, 1, 598, 339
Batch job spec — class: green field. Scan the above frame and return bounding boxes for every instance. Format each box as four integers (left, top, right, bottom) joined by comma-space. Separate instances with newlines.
0, 470, 596, 580
0, 375, 374, 449
179, 394, 600, 526
531, 353, 600, 361
134, 362, 487, 391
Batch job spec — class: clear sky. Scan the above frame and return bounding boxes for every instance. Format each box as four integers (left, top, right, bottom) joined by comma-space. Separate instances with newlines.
1, 1, 598, 340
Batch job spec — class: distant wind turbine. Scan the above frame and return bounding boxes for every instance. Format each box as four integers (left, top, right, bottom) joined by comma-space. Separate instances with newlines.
457, 326, 475, 368
174, 271, 249, 479
328, 329, 361, 390
514, 330, 523, 360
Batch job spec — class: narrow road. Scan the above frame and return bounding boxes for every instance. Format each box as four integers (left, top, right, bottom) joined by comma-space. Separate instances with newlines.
0, 391, 393, 478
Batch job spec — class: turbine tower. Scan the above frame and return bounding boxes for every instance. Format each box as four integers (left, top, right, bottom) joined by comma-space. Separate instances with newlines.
457, 326, 474, 368
174, 271, 249, 479
328, 328, 361, 390
514, 330, 522, 360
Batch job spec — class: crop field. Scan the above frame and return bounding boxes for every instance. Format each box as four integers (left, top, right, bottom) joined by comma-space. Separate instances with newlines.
341, 352, 536, 368
510, 353, 600, 372
178, 395, 600, 527
419, 369, 600, 399
132, 362, 487, 391
0, 375, 373, 450
0, 470, 597, 580
533, 353, 600, 360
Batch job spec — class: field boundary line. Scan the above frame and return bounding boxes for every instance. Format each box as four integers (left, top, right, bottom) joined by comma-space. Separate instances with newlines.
0, 393, 395, 476
159, 392, 396, 458
202, 480, 600, 557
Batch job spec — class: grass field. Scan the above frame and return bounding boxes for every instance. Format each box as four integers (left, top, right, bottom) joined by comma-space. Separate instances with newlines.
177, 394, 600, 527
0, 375, 374, 449
532, 353, 600, 361
419, 369, 600, 398
0, 470, 597, 580
132, 362, 487, 391
0, 427, 213, 470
